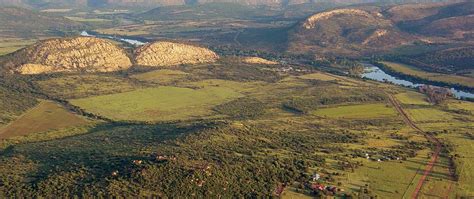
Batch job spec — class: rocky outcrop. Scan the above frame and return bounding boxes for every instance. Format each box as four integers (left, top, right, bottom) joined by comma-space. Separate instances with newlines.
242, 57, 278, 65
8, 37, 132, 74
302, 9, 375, 29
134, 41, 219, 67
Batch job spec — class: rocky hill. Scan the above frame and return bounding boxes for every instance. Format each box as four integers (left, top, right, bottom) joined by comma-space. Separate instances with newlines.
288, 1, 473, 57
389, 1, 474, 40
134, 41, 219, 67
5, 37, 132, 74
288, 7, 413, 57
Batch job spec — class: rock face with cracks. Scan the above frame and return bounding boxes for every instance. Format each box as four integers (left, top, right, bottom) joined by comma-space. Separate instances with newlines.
134, 41, 219, 67
8, 37, 132, 74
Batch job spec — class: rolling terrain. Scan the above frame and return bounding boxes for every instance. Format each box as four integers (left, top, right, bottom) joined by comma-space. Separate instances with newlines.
0, 7, 84, 37
0, 1, 473, 198
288, 1, 474, 57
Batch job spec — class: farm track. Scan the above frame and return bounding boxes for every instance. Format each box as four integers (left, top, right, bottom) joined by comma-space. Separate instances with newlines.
386, 94, 453, 199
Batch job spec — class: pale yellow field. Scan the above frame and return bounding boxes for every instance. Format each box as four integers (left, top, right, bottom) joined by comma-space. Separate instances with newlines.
395, 92, 430, 105
405, 108, 453, 123
298, 72, 339, 81
132, 69, 189, 84
0, 101, 90, 139
312, 103, 397, 119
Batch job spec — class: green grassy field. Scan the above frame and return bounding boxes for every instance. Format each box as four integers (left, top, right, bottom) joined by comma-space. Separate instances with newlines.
0, 101, 90, 139
345, 150, 431, 198
131, 69, 189, 84
36, 75, 140, 99
312, 103, 396, 119
1, 62, 473, 198
380, 61, 474, 88
71, 86, 243, 121
0, 38, 37, 55
65, 16, 112, 22
395, 92, 430, 105
405, 108, 454, 123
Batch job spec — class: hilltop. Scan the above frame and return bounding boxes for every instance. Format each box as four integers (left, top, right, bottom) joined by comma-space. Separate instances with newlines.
288, 7, 413, 57
288, 1, 474, 57
134, 41, 219, 67
4, 37, 132, 74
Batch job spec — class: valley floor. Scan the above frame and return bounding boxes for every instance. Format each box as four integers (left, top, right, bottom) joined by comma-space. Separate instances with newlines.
0, 59, 473, 198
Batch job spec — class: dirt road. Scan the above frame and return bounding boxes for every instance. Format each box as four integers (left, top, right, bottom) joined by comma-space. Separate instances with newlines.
386, 94, 445, 199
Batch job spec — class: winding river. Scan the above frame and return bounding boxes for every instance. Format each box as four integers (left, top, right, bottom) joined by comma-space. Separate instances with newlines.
81, 31, 148, 46
80, 30, 474, 100
362, 63, 474, 100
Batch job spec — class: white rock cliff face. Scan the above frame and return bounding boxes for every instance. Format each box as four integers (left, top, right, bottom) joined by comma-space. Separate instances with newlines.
10, 37, 132, 74
242, 57, 278, 65
134, 41, 219, 67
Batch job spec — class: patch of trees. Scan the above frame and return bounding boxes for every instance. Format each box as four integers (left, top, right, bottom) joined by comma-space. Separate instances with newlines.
0, 72, 39, 125
283, 94, 386, 114
382, 46, 474, 74
0, 117, 377, 197
214, 97, 266, 119
193, 63, 283, 83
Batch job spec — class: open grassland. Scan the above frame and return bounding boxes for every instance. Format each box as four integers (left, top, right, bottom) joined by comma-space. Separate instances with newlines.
395, 91, 430, 105
298, 72, 339, 81
36, 75, 140, 99
405, 108, 454, 123
440, 132, 474, 196
312, 103, 396, 119
345, 150, 431, 199
0, 101, 90, 139
131, 69, 189, 84
0, 38, 37, 55
447, 100, 474, 112
380, 61, 474, 88
1, 62, 472, 197
70, 86, 243, 122
65, 16, 112, 22
400, 95, 474, 197
95, 26, 152, 36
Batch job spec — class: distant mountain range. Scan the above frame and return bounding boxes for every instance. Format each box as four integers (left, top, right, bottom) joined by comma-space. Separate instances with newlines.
0, 0, 458, 9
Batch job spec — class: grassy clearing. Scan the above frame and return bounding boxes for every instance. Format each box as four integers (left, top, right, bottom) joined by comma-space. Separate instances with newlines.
418, 155, 454, 198
36, 75, 139, 99
442, 133, 474, 196
405, 108, 453, 123
395, 92, 430, 105
0, 101, 91, 139
447, 100, 474, 112
40, 9, 72, 13
95, 27, 151, 36
312, 103, 396, 119
0, 38, 37, 55
298, 72, 339, 81
345, 150, 431, 198
380, 61, 474, 88
131, 69, 189, 84
183, 79, 266, 93
65, 16, 111, 22
71, 86, 243, 121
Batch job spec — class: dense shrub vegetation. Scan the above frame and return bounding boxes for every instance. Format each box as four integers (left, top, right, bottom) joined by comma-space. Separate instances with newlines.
213, 97, 266, 119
